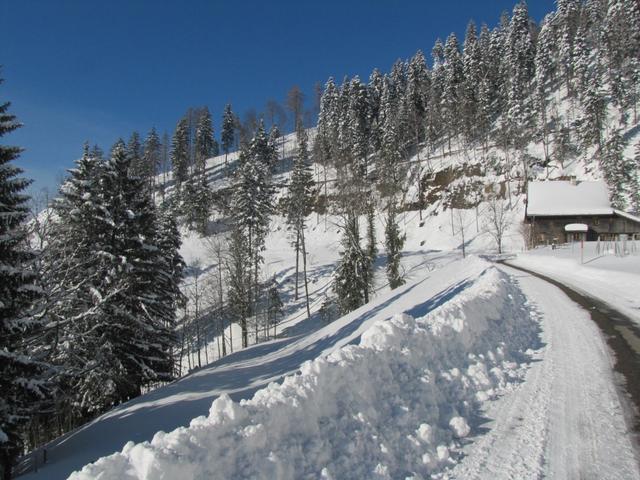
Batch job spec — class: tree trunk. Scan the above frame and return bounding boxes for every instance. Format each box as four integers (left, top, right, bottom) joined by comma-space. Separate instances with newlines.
294, 230, 300, 301
301, 227, 311, 319
218, 262, 226, 357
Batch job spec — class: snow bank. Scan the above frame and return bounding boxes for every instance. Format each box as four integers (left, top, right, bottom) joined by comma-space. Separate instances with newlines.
69, 263, 538, 480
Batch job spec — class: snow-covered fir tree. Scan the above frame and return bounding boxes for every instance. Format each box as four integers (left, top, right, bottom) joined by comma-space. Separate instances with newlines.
602, 129, 629, 210
142, 128, 161, 188
221, 104, 236, 169
171, 116, 190, 194
384, 201, 406, 290
0, 81, 49, 480
265, 276, 284, 338
334, 214, 369, 314
126, 131, 143, 178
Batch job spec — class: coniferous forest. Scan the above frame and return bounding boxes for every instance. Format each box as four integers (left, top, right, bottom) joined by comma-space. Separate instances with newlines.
1, 0, 640, 478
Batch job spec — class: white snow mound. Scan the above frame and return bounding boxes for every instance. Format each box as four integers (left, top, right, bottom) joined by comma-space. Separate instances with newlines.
69, 262, 538, 480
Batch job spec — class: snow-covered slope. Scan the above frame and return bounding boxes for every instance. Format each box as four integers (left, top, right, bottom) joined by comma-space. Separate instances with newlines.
53, 257, 541, 480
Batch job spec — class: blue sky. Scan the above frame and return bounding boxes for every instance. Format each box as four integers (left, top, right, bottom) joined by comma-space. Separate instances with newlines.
1, 0, 555, 195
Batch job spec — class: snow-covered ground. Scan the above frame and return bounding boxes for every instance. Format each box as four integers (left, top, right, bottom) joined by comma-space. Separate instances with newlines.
61, 257, 543, 479
510, 241, 640, 325
27, 255, 640, 479
449, 264, 639, 480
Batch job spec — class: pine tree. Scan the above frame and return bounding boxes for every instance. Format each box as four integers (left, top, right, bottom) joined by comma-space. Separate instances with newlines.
266, 276, 284, 338
631, 140, 640, 213
427, 40, 446, 153
267, 124, 281, 171
171, 116, 190, 193
406, 50, 430, 149
603, 0, 640, 115
363, 198, 377, 303
183, 109, 216, 234
43, 146, 109, 420
384, 202, 406, 289
442, 32, 463, 152
347, 76, 371, 178
367, 69, 384, 152
221, 104, 235, 170
534, 17, 555, 163
0, 79, 48, 479
462, 21, 481, 143
194, 107, 217, 172
127, 131, 143, 177
142, 128, 161, 189
103, 143, 177, 397
601, 129, 629, 209
555, 0, 581, 95
506, 1, 535, 151
226, 223, 251, 348
579, 77, 606, 150
334, 214, 368, 314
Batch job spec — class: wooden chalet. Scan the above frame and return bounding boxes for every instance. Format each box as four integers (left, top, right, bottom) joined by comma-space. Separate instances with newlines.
525, 180, 640, 246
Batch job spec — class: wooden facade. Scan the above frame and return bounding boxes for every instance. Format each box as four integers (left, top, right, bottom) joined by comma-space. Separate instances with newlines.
526, 213, 640, 246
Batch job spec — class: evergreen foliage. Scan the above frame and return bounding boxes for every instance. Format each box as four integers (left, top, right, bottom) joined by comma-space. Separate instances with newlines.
384, 202, 406, 290
0, 77, 49, 480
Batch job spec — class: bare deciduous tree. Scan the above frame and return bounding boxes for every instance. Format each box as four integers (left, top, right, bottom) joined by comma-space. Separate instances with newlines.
483, 196, 511, 254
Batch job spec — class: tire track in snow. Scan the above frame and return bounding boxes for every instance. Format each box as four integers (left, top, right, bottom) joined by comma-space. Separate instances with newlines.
447, 266, 640, 480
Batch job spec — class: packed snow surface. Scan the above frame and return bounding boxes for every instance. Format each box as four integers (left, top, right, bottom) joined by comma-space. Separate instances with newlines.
526, 180, 612, 216
448, 265, 640, 480
68, 258, 540, 479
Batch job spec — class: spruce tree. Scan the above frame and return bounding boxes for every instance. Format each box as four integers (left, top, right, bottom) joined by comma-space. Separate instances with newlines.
221, 104, 236, 169
462, 21, 481, 143
384, 202, 406, 290
631, 140, 640, 214
364, 198, 377, 303
0, 79, 48, 479
334, 214, 368, 314
267, 124, 281, 171
127, 131, 143, 177
171, 116, 190, 193
266, 276, 284, 338
226, 223, 250, 348
579, 77, 606, 150
142, 128, 161, 189
601, 129, 629, 210
80, 143, 177, 408
406, 50, 430, 149
44, 146, 109, 420
194, 107, 217, 172
442, 32, 463, 152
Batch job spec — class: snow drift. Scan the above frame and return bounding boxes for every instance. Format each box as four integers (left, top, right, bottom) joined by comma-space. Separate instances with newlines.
69, 261, 538, 480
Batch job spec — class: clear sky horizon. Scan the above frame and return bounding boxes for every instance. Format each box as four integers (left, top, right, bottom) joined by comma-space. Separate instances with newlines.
1, 0, 556, 196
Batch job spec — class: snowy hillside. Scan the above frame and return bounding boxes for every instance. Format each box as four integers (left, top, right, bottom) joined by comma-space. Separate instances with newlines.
25, 257, 536, 479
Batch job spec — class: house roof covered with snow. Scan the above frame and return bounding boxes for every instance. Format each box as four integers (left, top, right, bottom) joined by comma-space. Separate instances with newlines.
526, 180, 614, 217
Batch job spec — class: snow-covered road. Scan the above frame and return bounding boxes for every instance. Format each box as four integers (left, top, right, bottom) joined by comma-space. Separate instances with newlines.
450, 265, 640, 479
